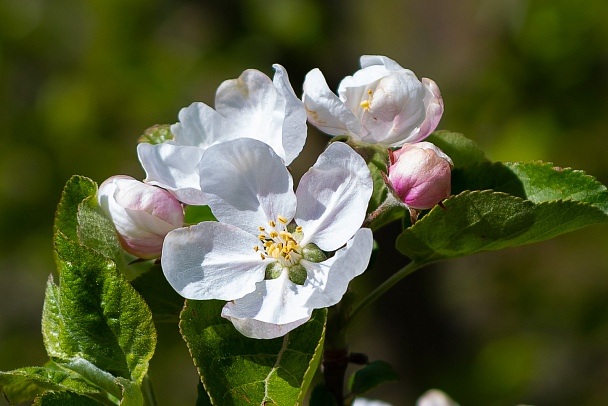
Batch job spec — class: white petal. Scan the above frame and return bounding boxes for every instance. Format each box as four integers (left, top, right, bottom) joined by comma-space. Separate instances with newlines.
295, 142, 372, 251
221, 271, 312, 338
360, 54, 405, 71
302, 228, 373, 309
416, 390, 459, 406
214, 69, 287, 161
199, 138, 296, 235
171, 102, 228, 148
222, 308, 310, 340
359, 71, 427, 146
302, 68, 361, 137
272, 64, 307, 165
353, 398, 393, 406
161, 222, 266, 301
137, 142, 206, 205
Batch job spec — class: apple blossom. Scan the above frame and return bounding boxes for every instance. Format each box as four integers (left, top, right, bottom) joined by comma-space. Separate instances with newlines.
388, 142, 453, 211
302, 55, 443, 147
161, 138, 373, 339
416, 389, 459, 406
137, 64, 307, 205
97, 175, 185, 259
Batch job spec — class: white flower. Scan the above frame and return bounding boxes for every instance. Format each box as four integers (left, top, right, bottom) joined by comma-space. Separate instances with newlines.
161, 138, 373, 339
137, 64, 307, 205
416, 389, 459, 406
353, 398, 392, 406
302, 55, 443, 147
97, 175, 184, 259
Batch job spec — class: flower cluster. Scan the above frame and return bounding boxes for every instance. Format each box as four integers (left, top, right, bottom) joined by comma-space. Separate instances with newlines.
97, 55, 453, 338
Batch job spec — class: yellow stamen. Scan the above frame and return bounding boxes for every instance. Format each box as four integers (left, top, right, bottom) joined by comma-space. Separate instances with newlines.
269, 221, 276, 227
254, 246, 259, 252
278, 215, 288, 224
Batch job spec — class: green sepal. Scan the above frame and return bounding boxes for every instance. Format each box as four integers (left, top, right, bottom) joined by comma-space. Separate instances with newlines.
0, 367, 100, 405
347, 360, 399, 397
138, 124, 174, 145
180, 300, 326, 406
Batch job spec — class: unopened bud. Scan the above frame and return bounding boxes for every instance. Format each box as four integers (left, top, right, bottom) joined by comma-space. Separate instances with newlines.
387, 142, 453, 210
97, 175, 184, 259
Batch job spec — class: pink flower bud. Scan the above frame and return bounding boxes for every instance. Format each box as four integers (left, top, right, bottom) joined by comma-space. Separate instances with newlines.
97, 175, 184, 259
387, 142, 453, 210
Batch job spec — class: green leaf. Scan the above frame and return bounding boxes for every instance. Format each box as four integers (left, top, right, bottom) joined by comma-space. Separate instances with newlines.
77, 192, 125, 272
33, 391, 104, 406
0, 367, 100, 405
309, 384, 337, 406
180, 300, 326, 406
137, 124, 174, 145
54, 176, 98, 241
396, 190, 608, 264
348, 361, 398, 397
184, 205, 217, 225
53, 175, 124, 271
44, 232, 156, 386
196, 382, 213, 406
426, 131, 489, 168
131, 265, 185, 324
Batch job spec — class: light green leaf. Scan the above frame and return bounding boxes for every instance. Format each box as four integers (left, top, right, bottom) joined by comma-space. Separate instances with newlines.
77, 193, 125, 272
426, 131, 489, 168
397, 190, 608, 265
0, 367, 100, 405
54, 176, 98, 241
138, 124, 173, 145
44, 232, 156, 386
180, 300, 326, 406
184, 205, 217, 225
348, 361, 398, 397
33, 391, 104, 406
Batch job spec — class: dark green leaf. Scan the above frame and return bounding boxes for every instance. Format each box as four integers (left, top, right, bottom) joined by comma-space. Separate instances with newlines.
131, 265, 184, 324
138, 124, 173, 145
0, 367, 99, 405
33, 391, 104, 406
348, 361, 398, 397
44, 232, 156, 385
309, 384, 337, 406
180, 300, 326, 406
196, 382, 213, 406
426, 131, 489, 168
397, 190, 608, 265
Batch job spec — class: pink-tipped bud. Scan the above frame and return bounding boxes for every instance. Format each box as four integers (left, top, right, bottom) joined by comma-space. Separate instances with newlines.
97, 175, 184, 259
387, 142, 453, 210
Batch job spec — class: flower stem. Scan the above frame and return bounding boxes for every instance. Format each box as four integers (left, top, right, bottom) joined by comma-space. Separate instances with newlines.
345, 260, 422, 331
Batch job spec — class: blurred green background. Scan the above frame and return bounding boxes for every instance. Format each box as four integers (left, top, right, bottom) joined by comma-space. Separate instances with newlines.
1, 0, 608, 405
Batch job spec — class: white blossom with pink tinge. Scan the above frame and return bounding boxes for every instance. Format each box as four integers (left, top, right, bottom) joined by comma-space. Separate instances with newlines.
161, 138, 373, 339
97, 175, 184, 259
138, 64, 307, 205
303, 55, 443, 147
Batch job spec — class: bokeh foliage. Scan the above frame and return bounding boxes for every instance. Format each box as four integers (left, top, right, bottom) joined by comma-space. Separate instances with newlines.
1, 0, 607, 405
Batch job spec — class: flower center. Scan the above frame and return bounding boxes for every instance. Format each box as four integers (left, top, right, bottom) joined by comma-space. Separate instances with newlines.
255, 215, 303, 267
359, 89, 373, 110
254, 215, 327, 285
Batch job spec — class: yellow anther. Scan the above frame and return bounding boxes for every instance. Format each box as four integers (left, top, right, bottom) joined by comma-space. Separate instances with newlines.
367, 89, 373, 96
360, 100, 370, 109
254, 246, 259, 252
269, 221, 276, 227
278, 215, 288, 224
270, 231, 278, 238
296, 226, 303, 233
258, 226, 265, 231
285, 253, 291, 261
264, 241, 273, 247
259, 234, 266, 240
260, 253, 266, 260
